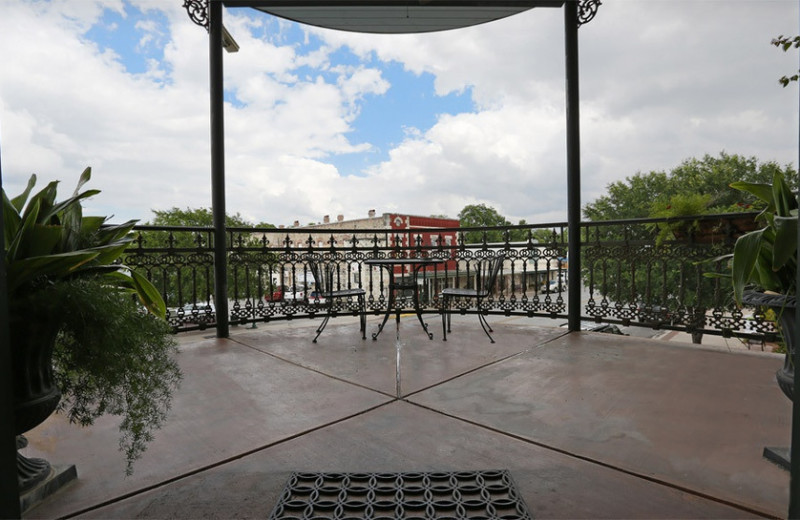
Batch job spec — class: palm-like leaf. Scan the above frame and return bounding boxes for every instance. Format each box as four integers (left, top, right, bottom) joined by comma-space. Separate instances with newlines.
729, 171, 799, 304
3, 168, 166, 320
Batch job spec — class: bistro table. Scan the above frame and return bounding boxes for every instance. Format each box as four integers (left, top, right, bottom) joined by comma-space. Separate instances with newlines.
365, 257, 444, 341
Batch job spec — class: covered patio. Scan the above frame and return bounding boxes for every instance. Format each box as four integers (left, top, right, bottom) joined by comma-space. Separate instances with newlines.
3, 1, 799, 518
21, 317, 790, 518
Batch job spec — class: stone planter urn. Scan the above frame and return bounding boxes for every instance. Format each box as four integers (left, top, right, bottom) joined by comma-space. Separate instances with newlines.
10, 313, 62, 436
742, 290, 796, 470
742, 291, 796, 401
9, 310, 65, 495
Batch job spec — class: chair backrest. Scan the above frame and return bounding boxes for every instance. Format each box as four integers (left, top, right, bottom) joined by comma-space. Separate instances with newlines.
308, 260, 333, 295
478, 253, 504, 297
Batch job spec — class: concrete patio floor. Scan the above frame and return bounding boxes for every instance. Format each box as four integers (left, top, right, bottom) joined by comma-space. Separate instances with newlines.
20, 315, 792, 518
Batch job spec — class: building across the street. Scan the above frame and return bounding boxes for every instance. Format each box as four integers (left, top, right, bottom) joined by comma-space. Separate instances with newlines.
269, 211, 565, 306
273, 211, 460, 303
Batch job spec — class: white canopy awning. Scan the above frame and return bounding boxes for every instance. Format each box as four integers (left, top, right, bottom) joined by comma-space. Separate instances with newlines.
223, 1, 564, 34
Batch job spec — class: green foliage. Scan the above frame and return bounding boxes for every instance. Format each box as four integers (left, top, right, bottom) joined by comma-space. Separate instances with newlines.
52, 278, 181, 475
141, 207, 261, 250
772, 35, 800, 86
584, 170, 671, 221
138, 207, 276, 306
458, 203, 509, 243
148, 206, 255, 229
648, 193, 712, 245
584, 152, 795, 221
3, 168, 180, 475
650, 193, 712, 219
582, 153, 795, 311
725, 171, 798, 303
3, 167, 165, 317
456, 205, 559, 245
510, 219, 551, 243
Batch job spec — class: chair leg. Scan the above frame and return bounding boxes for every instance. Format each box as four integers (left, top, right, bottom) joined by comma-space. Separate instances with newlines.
313, 314, 330, 343
441, 296, 448, 341
358, 295, 366, 340
477, 312, 495, 343
482, 312, 494, 333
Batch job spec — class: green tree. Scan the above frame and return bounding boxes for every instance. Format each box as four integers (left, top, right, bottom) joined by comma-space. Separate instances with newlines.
148, 206, 254, 229
584, 153, 795, 221
582, 153, 797, 337
457, 205, 561, 245
130, 208, 275, 311
507, 220, 563, 244
458, 204, 511, 244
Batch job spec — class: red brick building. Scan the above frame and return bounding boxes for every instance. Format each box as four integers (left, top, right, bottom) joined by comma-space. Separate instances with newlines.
278, 211, 459, 302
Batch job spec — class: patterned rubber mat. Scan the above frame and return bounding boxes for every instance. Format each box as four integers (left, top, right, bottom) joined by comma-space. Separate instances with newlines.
268, 469, 532, 519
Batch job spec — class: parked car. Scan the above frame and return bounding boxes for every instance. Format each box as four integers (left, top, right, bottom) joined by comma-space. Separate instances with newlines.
540, 280, 564, 293
265, 285, 289, 302
282, 286, 307, 302
180, 302, 216, 324
308, 291, 327, 305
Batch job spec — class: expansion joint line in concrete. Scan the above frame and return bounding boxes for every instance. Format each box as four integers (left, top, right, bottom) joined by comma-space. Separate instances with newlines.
407, 403, 779, 520
55, 400, 395, 519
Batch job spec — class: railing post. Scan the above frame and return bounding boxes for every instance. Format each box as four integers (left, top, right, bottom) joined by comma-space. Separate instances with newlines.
564, 0, 582, 332
209, 0, 228, 338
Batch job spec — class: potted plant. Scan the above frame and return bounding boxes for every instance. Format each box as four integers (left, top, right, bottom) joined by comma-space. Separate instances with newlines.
4, 168, 181, 492
649, 193, 713, 245
649, 193, 759, 245
723, 170, 797, 400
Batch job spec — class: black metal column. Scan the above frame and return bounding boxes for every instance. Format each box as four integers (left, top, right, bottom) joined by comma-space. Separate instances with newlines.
790, 4, 800, 515
564, 0, 581, 332
0, 145, 21, 517
209, 0, 229, 338
792, 158, 800, 519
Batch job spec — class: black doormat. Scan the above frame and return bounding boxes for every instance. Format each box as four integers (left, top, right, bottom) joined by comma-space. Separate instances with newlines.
268, 469, 532, 519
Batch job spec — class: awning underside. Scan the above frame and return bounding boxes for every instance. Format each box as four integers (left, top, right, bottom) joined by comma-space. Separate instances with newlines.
224, 1, 564, 34
255, 5, 543, 33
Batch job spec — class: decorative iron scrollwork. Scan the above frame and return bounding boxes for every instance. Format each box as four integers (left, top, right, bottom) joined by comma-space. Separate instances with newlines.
183, 0, 209, 29
578, 0, 601, 26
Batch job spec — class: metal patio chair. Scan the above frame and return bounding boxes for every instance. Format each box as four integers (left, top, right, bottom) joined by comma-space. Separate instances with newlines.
308, 260, 367, 343
441, 253, 504, 343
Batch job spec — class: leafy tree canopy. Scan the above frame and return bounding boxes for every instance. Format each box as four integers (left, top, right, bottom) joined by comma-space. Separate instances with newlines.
458, 203, 509, 228
458, 203, 510, 243
147, 207, 264, 228
584, 152, 797, 221
457, 204, 555, 244
136, 208, 276, 306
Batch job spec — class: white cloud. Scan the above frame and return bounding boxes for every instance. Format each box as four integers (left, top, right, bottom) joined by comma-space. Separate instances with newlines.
1, 0, 797, 228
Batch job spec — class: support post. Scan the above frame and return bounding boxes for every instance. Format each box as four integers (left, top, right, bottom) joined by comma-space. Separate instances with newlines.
789, 7, 800, 514
209, 0, 229, 338
0, 144, 21, 518
564, 0, 581, 332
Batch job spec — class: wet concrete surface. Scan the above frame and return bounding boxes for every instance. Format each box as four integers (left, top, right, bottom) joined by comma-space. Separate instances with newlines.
20, 315, 790, 518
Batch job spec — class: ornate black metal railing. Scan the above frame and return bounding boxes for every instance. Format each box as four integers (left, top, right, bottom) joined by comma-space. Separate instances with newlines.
122, 212, 780, 345
581, 212, 772, 343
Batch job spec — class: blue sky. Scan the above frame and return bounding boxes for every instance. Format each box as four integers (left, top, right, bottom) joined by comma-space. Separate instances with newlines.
84, 5, 169, 76
81, 4, 473, 176
1, 1, 798, 226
